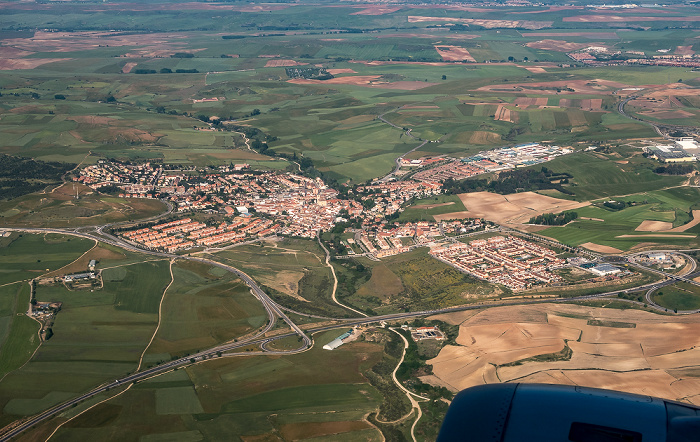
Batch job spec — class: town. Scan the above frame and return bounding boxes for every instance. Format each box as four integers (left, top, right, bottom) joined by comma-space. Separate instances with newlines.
74, 141, 579, 264
430, 235, 565, 291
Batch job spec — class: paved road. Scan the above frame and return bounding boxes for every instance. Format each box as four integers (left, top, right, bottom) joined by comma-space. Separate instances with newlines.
617, 93, 700, 139
0, 226, 313, 441
1, 227, 699, 440
376, 107, 433, 182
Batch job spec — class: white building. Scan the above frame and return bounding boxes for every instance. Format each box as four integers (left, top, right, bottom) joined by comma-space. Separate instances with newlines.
323, 329, 353, 350
589, 264, 621, 276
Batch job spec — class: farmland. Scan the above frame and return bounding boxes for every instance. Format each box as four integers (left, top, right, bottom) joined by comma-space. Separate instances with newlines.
2, 3, 699, 183
1, 1, 700, 440
652, 283, 700, 312
45, 329, 402, 441
210, 238, 348, 317
334, 248, 500, 315
426, 303, 700, 405
0, 258, 172, 427
538, 187, 700, 251
144, 260, 268, 360
0, 233, 94, 285
0, 183, 167, 228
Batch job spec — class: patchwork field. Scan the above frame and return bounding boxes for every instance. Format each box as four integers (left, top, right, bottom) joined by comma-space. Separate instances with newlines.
0, 233, 94, 285
2, 12, 694, 183
425, 304, 700, 405
44, 328, 400, 441
2, 2, 700, 439
539, 187, 700, 251
0, 248, 172, 427
435, 191, 588, 225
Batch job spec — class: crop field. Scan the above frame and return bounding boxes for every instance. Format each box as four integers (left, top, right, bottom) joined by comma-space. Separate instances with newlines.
145, 260, 268, 359
441, 191, 588, 225
2, 2, 700, 440
48, 329, 391, 441
652, 283, 700, 312
2, 3, 696, 182
0, 233, 94, 285
0, 284, 40, 382
398, 194, 467, 222
545, 151, 685, 202
426, 303, 700, 405
210, 239, 348, 317
0, 258, 171, 427
538, 187, 700, 251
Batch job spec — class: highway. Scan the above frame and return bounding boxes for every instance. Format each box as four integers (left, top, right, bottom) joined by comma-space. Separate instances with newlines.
0, 225, 312, 441
616, 93, 700, 139
1, 226, 699, 440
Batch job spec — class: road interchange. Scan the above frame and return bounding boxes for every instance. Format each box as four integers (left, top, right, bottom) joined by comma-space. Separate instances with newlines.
0, 225, 699, 440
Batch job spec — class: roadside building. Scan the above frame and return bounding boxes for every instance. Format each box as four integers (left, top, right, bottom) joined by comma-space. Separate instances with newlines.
646, 145, 696, 163
587, 264, 622, 276
323, 329, 354, 350
411, 326, 447, 341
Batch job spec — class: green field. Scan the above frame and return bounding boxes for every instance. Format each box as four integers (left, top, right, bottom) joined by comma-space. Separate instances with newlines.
0, 284, 41, 382
145, 260, 268, 359
2, 5, 696, 182
48, 329, 395, 441
539, 187, 700, 251
398, 194, 467, 222
545, 150, 685, 202
0, 233, 94, 285
211, 239, 347, 317
652, 283, 700, 311
0, 190, 167, 228
0, 258, 171, 426
3, 2, 700, 440
335, 248, 500, 315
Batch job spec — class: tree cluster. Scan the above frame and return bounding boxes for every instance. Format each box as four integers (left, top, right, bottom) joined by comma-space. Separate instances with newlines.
603, 200, 627, 211
654, 164, 695, 175
529, 211, 578, 226
0, 154, 75, 200
441, 167, 574, 196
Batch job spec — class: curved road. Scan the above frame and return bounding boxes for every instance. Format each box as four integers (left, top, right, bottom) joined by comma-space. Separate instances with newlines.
1, 227, 699, 440
377, 107, 432, 182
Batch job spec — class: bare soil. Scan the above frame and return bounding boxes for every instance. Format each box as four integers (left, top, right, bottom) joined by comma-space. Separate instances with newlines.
526, 40, 592, 52
426, 304, 700, 405
434, 45, 476, 62
436, 191, 588, 225
580, 242, 623, 254
264, 59, 308, 67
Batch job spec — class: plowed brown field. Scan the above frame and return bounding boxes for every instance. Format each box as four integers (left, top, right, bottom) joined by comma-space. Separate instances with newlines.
425, 304, 700, 405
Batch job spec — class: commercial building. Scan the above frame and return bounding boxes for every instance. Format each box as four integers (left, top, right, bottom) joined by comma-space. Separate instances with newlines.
587, 264, 622, 276
411, 326, 446, 341
646, 145, 696, 163
323, 329, 354, 350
